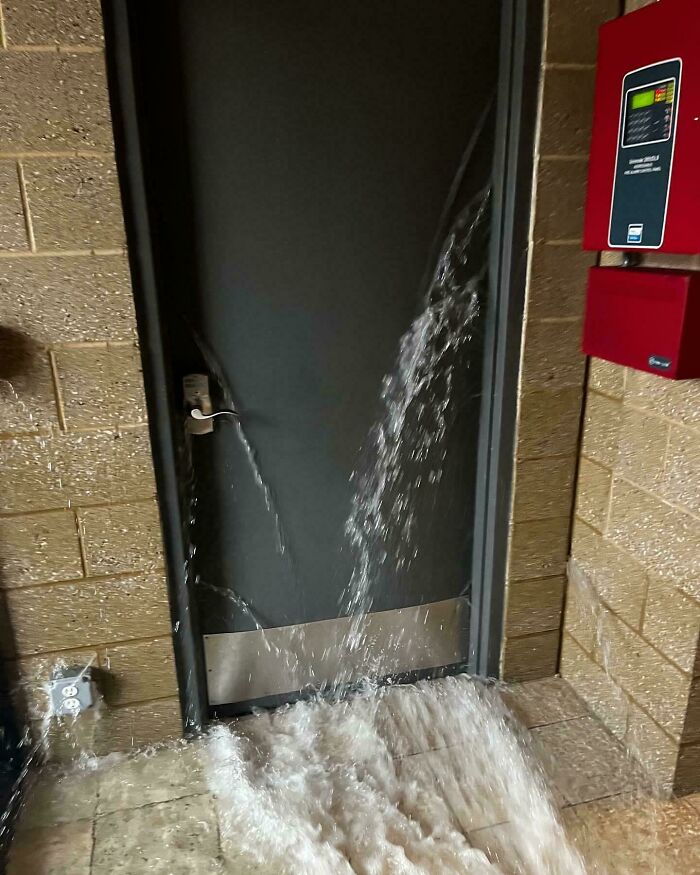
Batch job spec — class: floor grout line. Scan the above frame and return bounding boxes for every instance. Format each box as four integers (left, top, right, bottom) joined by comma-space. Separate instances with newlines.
94, 790, 205, 820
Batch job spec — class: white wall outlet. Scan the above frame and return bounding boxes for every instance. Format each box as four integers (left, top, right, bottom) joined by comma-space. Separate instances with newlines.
48, 668, 97, 717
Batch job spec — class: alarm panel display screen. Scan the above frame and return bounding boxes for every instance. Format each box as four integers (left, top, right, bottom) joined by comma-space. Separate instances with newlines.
623, 79, 676, 147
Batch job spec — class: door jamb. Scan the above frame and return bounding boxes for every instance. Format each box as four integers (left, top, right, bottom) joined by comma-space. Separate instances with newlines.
469, 0, 544, 677
102, 0, 544, 730
101, 0, 209, 733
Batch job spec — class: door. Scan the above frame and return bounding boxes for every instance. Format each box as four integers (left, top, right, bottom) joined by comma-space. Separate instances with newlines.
113, 1, 513, 716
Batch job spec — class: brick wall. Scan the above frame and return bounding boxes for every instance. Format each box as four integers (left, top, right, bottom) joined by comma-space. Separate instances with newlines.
561, 0, 700, 795
0, 0, 180, 755
500, 0, 617, 680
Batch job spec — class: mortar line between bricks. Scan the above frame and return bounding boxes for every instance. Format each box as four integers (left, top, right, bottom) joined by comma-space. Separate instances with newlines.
511, 514, 572, 529
612, 472, 700, 525
57, 45, 104, 54
4, 44, 104, 54
3, 43, 58, 52
0, 421, 149, 440
0, 151, 114, 159
3, 569, 168, 599
539, 154, 590, 163
503, 627, 560, 643
51, 340, 138, 350
74, 507, 90, 577
0, 247, 127, 259
0, 493, 158, 517
507, 572, 569, 585
515, 452, 579, 463
529, 316, 581, 324
0, 494, 159, 519
47, 349, 68, 431
13, 631, 174, 662
544, 62, 597, 71
16, 160, 36, 252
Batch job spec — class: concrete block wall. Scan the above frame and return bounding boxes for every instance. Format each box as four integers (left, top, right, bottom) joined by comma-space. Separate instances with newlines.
500, 0, 617, 680
0, 0, 180, 755
565, 349, 700, 796
560, 0, 700, 795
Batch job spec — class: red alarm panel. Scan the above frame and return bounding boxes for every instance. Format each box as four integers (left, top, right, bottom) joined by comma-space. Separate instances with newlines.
583, 267, 700, 380
584, 0, 700, 254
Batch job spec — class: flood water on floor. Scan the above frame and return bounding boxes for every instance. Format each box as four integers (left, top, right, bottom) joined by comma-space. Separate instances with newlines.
8, 676, 700, 874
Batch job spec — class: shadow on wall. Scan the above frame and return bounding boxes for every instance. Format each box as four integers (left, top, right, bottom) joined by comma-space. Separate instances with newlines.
0, 326, 42, 743
0, 326, 43, 388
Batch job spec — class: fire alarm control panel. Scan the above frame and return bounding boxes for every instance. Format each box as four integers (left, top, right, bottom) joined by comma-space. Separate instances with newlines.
582, 0, 700, 380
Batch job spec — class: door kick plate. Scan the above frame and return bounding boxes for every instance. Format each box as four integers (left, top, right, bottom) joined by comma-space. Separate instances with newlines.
203, 597, 467, 705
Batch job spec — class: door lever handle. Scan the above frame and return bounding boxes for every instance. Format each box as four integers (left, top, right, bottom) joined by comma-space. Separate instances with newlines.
183, 374, 238, 435
190, 407, 239, 421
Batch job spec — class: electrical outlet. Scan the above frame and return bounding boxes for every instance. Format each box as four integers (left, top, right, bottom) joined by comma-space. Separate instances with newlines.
48, 667, 97, 717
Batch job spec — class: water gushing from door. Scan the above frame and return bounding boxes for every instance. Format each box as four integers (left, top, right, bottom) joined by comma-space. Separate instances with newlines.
337, 186, 488, 683
198, 186, 588, 873
206, 676, 586, 874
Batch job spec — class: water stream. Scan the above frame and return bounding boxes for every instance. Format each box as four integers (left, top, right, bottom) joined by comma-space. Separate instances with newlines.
337, 187, 488, 681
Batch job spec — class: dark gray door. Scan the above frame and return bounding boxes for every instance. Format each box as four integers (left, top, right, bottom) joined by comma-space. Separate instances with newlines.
127, 0, 501, 711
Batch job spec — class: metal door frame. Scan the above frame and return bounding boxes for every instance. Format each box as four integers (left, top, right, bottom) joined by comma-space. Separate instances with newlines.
102, 0, 543, 733
468, 0, 544, 678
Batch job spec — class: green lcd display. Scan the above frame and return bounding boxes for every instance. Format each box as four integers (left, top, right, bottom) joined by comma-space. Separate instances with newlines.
631, 89, 655, 109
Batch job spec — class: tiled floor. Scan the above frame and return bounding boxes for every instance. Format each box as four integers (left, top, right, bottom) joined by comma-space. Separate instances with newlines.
7, 677, 700, 874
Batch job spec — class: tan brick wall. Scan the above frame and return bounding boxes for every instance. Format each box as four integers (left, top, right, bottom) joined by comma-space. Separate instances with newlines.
501, 0, 618, 681
561, 0, 700, 795
0, 0, 180, 756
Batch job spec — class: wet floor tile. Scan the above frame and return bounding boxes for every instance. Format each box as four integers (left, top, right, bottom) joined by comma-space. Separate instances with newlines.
220, 847, 293, 874
467, 822, 515, 869
17, 766, 98, 830
567, 794, 700, 873
92, 793, 224, 875
398, 744, 511, 832
500, 677, 589, 729
95, 741, 207, 815
7, 819, 93, 875
468, 806, 584, 873
375, 691, 464, 758
373, 679, 501, 759
531, 716, 638, 805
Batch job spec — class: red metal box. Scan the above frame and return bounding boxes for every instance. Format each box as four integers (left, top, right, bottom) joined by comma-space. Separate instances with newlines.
584, 0, 700, 254
583, 267, 700, 379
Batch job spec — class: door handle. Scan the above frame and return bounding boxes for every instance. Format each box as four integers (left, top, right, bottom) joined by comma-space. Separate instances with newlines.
183, 373, 238, 435
190, 407, 239, 421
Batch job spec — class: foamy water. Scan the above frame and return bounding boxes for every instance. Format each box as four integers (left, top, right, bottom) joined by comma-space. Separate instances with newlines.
204, 676, 587, 875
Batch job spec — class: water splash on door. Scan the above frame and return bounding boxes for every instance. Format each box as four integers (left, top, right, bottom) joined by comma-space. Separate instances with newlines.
335, 186, 489, 684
